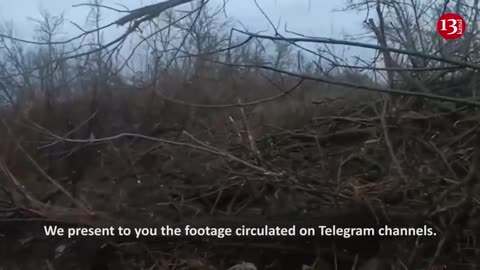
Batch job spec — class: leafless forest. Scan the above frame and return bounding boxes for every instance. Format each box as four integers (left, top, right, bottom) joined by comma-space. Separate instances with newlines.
1, 0, 480, 269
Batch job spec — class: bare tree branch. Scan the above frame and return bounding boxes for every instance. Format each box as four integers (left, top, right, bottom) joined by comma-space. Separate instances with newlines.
114, 0, 196, 26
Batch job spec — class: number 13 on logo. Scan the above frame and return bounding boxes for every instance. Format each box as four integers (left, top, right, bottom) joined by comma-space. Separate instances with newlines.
437, 13, 466, 40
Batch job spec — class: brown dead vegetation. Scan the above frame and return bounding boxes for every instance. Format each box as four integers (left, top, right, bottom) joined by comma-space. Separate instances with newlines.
1, 0, 480, 270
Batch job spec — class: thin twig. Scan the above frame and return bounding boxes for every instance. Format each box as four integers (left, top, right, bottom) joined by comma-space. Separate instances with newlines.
1, 119, 92, 215
380, 97, 408, 183
29, 120, 282, 176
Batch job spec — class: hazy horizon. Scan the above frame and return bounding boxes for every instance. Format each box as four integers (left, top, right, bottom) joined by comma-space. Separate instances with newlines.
0, 0, 372, 61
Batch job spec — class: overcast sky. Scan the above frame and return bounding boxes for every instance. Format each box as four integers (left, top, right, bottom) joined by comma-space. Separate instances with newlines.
0, 0, 372, 61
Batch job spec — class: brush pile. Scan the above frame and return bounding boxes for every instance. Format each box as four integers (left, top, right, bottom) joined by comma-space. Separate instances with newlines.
1, 91, 479, 270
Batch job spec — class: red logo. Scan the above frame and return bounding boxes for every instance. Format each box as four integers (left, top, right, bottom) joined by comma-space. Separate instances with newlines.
437, 13, 466, 40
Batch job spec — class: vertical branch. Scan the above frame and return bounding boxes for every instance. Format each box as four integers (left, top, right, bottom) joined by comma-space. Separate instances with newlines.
369, 0, 395, 88
237, 98, 262, 163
